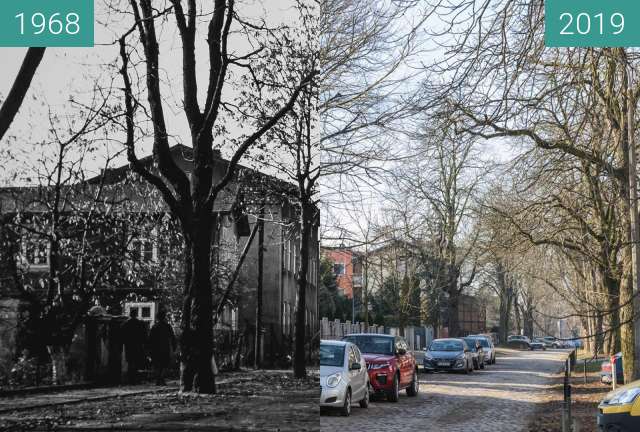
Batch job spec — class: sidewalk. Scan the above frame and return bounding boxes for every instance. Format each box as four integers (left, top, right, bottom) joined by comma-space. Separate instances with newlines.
0, 370, 319, 431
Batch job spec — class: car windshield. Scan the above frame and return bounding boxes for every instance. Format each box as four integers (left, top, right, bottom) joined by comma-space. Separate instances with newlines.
472, 338, 490, 348
343, 335, 394, 355
429, 340, 463, 352
320, 344, 345, 367
463, 338, 478, 348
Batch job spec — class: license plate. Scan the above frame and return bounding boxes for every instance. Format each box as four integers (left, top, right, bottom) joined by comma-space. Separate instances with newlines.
437, 361, 449, 366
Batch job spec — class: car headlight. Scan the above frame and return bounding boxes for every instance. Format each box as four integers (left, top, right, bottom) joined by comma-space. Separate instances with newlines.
370, 363, 391, 370
326, 372, 342, 388
424, 354, 434, 361
608, 388, 640, 405
457, 353, 465, 360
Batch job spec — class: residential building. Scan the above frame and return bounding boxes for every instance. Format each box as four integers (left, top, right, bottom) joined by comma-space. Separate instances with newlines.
0, 144, 319, 367
320, 247, 363, 299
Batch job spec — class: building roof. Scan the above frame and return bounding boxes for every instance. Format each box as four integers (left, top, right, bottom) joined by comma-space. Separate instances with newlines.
0, 144, 297, 216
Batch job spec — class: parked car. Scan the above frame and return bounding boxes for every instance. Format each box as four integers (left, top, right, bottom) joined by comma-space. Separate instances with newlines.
601, 353, 624, 386
462, 337, 485, 369
597, 378, 640, 431
320, 340, 370, 416
342, 333, 419, 402
541, 336, 558, 348
507, 335, 531, 350
508, 335, 531, 344
469, 334, 496, 365
423, 338, 474, 374
531, 338, 547, 351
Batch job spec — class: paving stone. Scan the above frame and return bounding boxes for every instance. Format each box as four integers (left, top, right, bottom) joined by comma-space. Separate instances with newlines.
320, 348, 568, 432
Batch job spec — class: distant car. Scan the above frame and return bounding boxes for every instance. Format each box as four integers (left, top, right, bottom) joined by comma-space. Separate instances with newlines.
320, 340, 370, 416
342, 333, 419, 402
508, 335, 531, 344
541, 336, 557, 348
531, 338, 547, 351
462, 337, 486, 369
597, 378, 640, 431
423, 338, 474, 374
552, 339, 572, 349
469, 334, 496, 365
507, 335, 531, 350
601, 353, 624, 386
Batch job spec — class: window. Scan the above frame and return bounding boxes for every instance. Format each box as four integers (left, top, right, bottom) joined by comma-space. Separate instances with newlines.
348, 346, 357, 367
352, 345, 362, 364
283, 239, 289, 270
131, 237, 157, 263
283, 302, 289, 335
22, 236, 49, 267
293, 241, 298, 271
289, 239, 294, 271
333, 263, 345, 275
124, 302, 156, 324
216, 305, 239, 330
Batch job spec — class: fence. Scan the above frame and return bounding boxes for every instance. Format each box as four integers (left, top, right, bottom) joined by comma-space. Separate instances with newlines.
320, 318, 434, 351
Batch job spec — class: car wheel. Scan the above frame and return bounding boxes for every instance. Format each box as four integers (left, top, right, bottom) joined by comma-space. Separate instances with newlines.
359, 385, 369, 408
407, 370, 419, 397
388, 374, 400, 402
341, 388, 352, 416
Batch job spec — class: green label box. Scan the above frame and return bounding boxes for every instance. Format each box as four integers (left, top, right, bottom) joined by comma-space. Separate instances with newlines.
0, 0, 93, 47
545, 0, 640, 47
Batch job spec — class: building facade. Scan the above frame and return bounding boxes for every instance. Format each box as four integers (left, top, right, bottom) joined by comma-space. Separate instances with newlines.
0, 145, 319, 368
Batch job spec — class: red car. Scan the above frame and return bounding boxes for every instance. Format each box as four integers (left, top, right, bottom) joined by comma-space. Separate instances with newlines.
342, 333, 419, 402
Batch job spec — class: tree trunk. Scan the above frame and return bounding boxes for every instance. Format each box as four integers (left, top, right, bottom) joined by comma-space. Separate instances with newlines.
0, 48, 45, 141
180, 215, 216, 393
294, 203, 312, 378
620, 267, 635, 383
523, 308, 534, 340
447, 289, 460, 337
514, 296, 522, 336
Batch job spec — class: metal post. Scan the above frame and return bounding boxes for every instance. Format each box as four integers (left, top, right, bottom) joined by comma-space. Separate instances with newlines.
563, 358, 573, 432
584, 359, 587, 384
612, 355, 617, 390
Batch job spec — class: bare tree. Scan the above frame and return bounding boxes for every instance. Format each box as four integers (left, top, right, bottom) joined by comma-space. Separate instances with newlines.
118, 0, 316, 393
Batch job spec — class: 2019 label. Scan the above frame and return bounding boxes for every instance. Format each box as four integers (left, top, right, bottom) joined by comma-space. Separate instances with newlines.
546, 1, 640, 48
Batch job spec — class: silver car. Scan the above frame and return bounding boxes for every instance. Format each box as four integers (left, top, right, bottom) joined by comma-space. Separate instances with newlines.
320, 340, 370, 416
469, 335, 496, 365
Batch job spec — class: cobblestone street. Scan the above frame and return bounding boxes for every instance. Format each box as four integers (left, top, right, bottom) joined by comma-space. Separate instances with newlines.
321, 348, 568, 432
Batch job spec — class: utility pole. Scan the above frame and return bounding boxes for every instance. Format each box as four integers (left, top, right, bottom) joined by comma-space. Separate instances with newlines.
627, 63, 640, 380
254, 205, 265, 369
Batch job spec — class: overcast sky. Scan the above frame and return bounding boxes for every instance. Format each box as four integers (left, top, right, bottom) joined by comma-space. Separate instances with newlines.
0, 0, 304, 184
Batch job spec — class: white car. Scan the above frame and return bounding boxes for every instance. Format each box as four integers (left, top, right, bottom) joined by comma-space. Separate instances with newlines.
320, 340, 370, 416
469, 335, 496, 365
